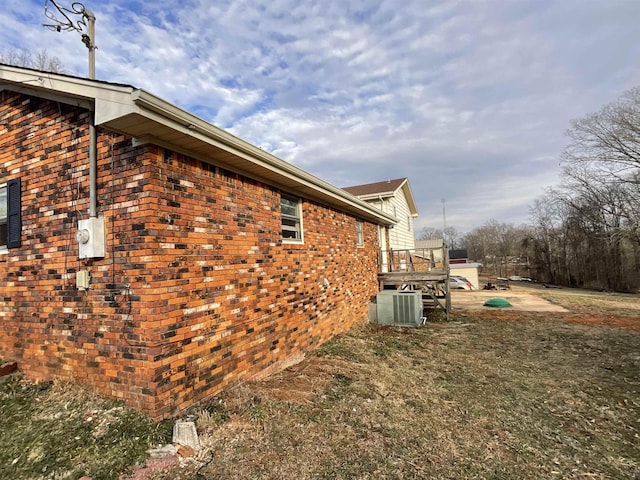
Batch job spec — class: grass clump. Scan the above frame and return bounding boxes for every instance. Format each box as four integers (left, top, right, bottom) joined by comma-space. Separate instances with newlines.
0, 378, 171, 480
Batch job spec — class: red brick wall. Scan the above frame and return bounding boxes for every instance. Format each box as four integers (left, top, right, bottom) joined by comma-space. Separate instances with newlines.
0, 92, 381, 418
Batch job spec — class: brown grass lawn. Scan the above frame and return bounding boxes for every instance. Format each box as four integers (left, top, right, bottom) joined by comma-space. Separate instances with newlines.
1, 288, 639, 480
150, 288, 639, 480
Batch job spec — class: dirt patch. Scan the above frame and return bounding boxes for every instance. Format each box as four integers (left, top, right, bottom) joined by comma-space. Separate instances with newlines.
250, 356, 357, 404
119, 456, 178, 480
560, 313, 640, 332
456, 308, 640, 333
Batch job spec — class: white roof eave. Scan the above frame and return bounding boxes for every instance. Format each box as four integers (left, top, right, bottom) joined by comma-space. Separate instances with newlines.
0, 65, 396, 226
126, 91, 397, 225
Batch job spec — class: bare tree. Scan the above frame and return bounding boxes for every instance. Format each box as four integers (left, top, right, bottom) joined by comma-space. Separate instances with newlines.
459, 87, 640, 291
419, 227, 443, 240
556, 85, 640, 290
460, 220, 529, 276
420, 226, 459, 249
443, 226, 460, 249
563, 86, 640, 183
0, 49, 67, 73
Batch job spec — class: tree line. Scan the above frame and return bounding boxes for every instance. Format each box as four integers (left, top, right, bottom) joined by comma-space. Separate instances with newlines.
423, 87, 640, 293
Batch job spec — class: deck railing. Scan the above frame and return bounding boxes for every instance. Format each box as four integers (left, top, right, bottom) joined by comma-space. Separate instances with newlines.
380, 246, 449, 273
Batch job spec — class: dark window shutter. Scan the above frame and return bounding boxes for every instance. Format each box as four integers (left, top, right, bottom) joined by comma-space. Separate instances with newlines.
7, 178, 21, 248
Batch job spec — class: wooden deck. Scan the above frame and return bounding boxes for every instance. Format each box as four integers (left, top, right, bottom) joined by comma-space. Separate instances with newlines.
378, 246, 451, 320
377, 270, 448, 284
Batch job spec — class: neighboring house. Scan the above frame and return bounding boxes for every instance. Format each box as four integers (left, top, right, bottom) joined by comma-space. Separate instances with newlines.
343, 178, 418, 271
450, 264, 481, 290
449, 249, 469, 264
447, 249, 481, 289
0, 64, 396, 419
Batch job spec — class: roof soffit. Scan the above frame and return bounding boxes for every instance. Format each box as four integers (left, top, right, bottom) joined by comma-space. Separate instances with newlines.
0, 64, 396, 226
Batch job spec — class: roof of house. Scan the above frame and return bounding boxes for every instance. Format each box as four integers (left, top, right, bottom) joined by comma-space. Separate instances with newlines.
343, 178, 406, 197
414, 238, 445, 250
449, 249, 468, 260
0, 64, 397, 226
343, 178, 418, 216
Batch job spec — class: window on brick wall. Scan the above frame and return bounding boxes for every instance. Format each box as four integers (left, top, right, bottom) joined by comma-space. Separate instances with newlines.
356, 219, 364, 246
0, 178, 21, 250
281, 194, 303, 242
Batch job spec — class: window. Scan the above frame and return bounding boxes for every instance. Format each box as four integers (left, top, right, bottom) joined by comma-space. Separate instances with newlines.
281, 195, 302, 242
356, 219, 364, 246
0, 178, 21, 250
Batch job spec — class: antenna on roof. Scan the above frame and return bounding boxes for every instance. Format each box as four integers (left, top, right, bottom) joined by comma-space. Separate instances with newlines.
43, 1, 96, 79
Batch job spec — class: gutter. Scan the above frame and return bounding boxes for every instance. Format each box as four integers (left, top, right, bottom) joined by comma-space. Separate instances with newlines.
0, 65, 397, 226
130, 90, 398, 226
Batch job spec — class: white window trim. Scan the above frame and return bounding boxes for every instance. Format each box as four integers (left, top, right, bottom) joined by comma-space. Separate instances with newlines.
281, 194, 304, 244
356, 218, 364, 247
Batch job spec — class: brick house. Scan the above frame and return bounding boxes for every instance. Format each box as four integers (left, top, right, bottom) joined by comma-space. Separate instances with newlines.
0, 64, 396, 419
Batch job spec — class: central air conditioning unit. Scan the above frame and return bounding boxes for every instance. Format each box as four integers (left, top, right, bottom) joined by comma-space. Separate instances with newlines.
375, 290, 424, 326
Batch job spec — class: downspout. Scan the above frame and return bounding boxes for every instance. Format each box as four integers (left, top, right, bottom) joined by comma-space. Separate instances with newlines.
378, 194, 390, 273
76, 106, 106, 260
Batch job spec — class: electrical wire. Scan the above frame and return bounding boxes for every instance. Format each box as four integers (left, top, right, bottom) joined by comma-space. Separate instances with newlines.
61, 105, 82, 291
195, 450, 215, 479
110, 135, 116, 289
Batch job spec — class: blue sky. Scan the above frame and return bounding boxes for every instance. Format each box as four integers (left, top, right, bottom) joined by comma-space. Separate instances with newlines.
2, 0, 640, 234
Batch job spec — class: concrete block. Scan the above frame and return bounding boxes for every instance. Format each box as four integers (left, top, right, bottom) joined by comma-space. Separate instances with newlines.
172, 421, 200, 450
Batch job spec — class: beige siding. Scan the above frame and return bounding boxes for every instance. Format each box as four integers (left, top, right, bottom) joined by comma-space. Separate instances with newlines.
450, 266, 480, 289
386, 191, 416, 251
354, 186, 417, 252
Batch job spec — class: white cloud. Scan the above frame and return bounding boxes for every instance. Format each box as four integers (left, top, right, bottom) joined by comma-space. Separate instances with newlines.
3, 0, 640, 233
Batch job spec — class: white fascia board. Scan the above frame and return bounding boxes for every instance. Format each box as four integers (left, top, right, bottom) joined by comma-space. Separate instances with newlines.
129, 90, 397, 226
0, 65, 134, 114
94, 96, 138, 124
399, 180, 419, 216
0, 65, 396, 225
356, 192, 395, 201
0, 82, 92, 111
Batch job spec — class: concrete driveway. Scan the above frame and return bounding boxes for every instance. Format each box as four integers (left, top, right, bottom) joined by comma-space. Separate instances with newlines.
450, 289, 568, 312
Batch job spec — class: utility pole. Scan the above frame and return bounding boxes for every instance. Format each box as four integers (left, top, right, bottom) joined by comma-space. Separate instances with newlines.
43, 1, 96, 79
441, 198, 446, 231
441, 198, 447, 245
43, 0, 102, 255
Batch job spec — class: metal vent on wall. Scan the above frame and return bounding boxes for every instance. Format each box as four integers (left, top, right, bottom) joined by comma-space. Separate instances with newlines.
375, 290, 423, 326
